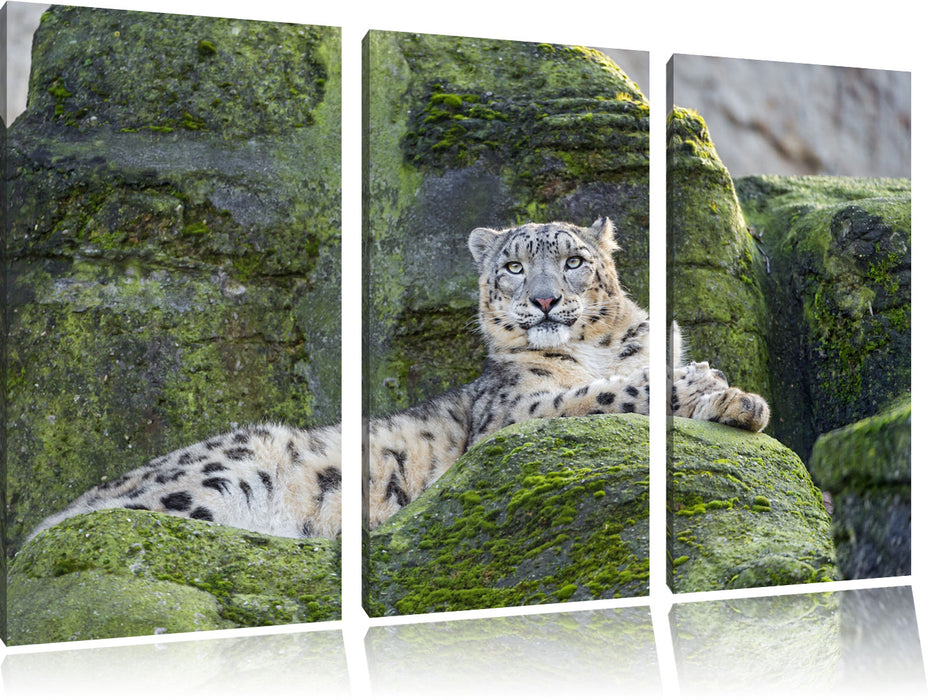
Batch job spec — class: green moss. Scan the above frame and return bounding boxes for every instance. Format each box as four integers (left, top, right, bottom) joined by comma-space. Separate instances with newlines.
8, 509, 340, 643
8, 571, 235, 644
667, 417, 837, 593
666, 108, 771, 400
4, 258, 324, 547
735, 175, 910, 458
47, 79, 73, 100
6, 10, 343, 553
27, 7, 330, 137
197, 39, 217, 57
368, 414, 650, 615
810, 395, 910, 493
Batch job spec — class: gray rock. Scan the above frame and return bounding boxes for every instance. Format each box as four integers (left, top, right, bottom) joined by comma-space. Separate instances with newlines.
8, 509, 340, 644
5, 6, 342, 553
666, 107, 771, 399
810, 397, 911, 578
735, 174, 910, 459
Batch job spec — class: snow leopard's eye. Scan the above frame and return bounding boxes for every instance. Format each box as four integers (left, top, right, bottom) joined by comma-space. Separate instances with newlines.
506, 261, 523, 274
565, 256, 583, 269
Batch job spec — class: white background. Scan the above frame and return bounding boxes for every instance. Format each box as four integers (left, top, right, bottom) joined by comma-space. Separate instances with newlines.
3, 1, 932, 697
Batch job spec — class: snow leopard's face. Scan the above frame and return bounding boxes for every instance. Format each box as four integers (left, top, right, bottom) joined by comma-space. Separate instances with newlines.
469, 218, 623, 350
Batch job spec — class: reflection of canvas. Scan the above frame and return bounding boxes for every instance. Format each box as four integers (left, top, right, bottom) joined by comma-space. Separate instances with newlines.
5, 4, 342, 644
363, 30, 651, 615
666, 55, 911, 592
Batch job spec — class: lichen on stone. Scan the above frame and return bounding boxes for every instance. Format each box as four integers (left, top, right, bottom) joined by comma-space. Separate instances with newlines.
809, 396, 910, 578
667, 417, 837, 593
26, 7, 329, 137
8, 509, 340, 644
735, 174, 910, 458
666, 108, 772, 401
6, 6, 342, 554
367, 414, 650, 615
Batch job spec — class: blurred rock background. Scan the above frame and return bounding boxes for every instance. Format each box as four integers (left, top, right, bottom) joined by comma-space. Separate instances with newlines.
670, 54, 910, 178
4, 2, 49, 126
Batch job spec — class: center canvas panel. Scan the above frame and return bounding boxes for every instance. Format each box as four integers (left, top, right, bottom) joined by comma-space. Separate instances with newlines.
362, 30, 651, 616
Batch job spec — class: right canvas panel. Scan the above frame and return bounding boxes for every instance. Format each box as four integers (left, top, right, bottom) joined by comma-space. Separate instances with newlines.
666, 55, 911, 592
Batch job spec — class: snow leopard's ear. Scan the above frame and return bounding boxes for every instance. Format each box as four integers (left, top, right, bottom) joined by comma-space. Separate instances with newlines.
583, 217, 620, 254
468, 227, 502, 269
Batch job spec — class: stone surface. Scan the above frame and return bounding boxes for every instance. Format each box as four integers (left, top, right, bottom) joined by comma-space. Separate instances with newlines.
810, 397, 910, 578
736, 174, 910, 459
367, 415, 650, 615
364, 31, 649, 416
666, 107, 771, 400
5, 6, 341, 553
7, 509, 340, 645
668, 107, 910, 461
667, 417, 837, 593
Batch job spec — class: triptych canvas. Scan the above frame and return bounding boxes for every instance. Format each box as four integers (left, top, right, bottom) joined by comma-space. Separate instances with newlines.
2, 0, 913, 664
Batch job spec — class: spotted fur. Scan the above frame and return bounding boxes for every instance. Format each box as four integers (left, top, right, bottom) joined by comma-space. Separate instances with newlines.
29, 424, 343, 539
29, 218, 768, 541
365, 218, 768, 527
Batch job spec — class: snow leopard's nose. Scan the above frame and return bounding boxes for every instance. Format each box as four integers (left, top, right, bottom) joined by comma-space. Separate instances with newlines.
533, 295, 560, 312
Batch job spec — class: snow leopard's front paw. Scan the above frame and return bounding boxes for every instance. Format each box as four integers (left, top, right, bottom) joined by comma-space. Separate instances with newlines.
694, 386, 770, 432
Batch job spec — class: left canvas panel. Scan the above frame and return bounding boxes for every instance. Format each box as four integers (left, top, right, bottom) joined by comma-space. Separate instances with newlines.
3, 3, 342, 645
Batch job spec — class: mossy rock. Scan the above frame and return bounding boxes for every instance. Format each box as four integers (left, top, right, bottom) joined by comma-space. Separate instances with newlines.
25, 7, 329, 137
6, 6, 341, 553
667, 417, 837, 593
666, 108, 771, 401
809, 397, 910, 579
735, 174, 910, 458
364, 32, 649, 416
7, 509, 340, 644
366, 414, 650, 615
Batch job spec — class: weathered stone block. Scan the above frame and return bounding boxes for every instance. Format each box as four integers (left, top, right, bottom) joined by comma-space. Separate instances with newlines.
8, 509, 340, 644
735, 174, 910, 458
810, 397, 910, 579
666, 108, 772, 400
668, 417, 837, 593
367, 415, 650, 615
5, 6, 341, 553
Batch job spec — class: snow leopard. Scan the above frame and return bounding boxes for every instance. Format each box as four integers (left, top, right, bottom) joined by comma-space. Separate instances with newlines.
28, 217, 768, 541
